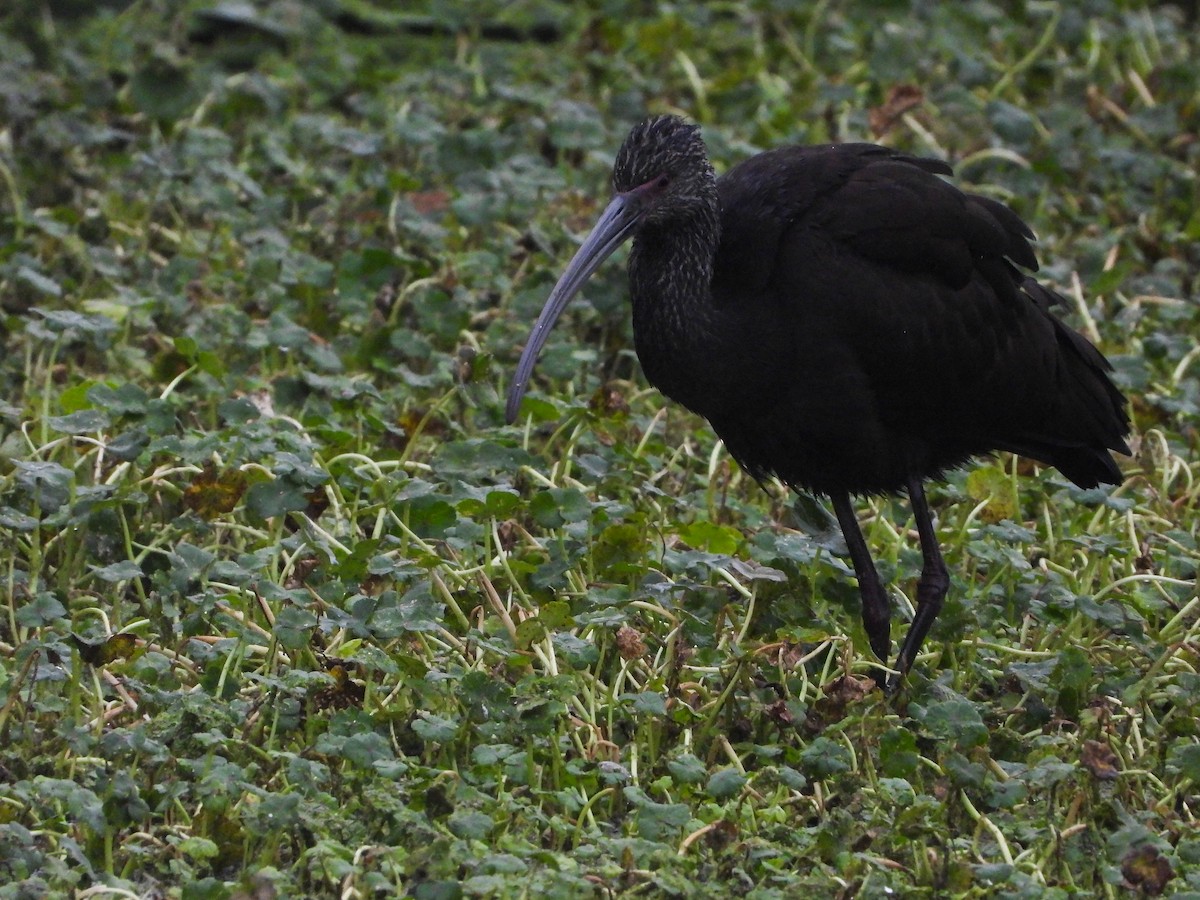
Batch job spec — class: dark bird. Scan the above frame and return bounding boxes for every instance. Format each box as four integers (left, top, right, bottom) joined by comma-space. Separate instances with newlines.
507, 115, 1130, 690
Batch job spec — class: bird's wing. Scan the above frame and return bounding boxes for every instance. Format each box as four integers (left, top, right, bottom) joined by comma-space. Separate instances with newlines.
709, 143, 1127, 490
716, 142, 1037, 294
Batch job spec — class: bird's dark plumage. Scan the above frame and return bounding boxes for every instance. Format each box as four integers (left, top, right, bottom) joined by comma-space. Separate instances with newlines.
508, 115, 1130, 689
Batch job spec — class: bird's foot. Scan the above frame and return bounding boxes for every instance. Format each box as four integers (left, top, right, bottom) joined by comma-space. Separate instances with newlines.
876, 657, 909, 696
869, 663, 904, 695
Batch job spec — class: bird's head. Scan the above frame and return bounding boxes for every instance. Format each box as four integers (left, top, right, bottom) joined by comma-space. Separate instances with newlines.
505, 116, 715, 424
611, 116, 715, 225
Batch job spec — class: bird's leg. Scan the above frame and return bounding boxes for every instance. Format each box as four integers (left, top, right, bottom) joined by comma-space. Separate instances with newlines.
830, 491, 892, 686
891, 477, 951, 689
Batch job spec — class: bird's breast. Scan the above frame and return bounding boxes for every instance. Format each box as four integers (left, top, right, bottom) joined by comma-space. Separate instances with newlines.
631, 294, 783, 427
631, 301, 712, 410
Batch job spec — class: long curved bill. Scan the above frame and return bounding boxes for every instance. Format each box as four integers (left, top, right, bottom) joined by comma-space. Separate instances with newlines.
505, 192, 645, 424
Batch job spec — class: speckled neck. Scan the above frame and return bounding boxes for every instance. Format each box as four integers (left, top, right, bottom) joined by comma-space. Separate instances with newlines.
628, 205, 721, 399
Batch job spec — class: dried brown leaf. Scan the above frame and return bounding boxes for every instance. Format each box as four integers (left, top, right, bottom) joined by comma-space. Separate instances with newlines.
869, 84, 925, 137
1081, 739, 1121, 781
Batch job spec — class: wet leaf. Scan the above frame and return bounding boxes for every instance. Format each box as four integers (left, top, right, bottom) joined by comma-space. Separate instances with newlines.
47, 409, 110, 433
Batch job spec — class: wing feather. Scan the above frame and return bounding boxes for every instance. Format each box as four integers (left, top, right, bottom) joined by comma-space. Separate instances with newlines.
707, 142, 1128, 492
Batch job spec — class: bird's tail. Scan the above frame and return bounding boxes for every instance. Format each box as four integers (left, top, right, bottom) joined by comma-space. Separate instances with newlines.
1017, 279, 1131, 489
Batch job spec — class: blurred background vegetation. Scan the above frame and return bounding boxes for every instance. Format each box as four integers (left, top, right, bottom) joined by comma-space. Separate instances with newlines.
0, 1, 1197, 896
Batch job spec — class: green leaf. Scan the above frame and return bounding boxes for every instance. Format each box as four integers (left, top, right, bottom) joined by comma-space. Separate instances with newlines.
598, 761, 631, 785
537, 599, 574, 629
129, 53, 200, 121
799, 736, 852, 779
624, 787, 691, 840
218, 397, 261, 425
514, 617, 546, 650
667, 754, 707, 785
877, 777, 916, 807
432, 439, 534, 479
16, 593, 67, 627
412, 713, 460, 744
35, 778, 104, 832
273, 605, 316, 650
107, 428, 150, 461
93, 561, 144, 582
988, 778, 1028, 809
943, 752, 986, 789
340, 732, 394, 769
14, 460, 73, 511
678, 520, 743, 555
33, 308, 116, 337
364, 586, 444, 636
705, 768, 746, 801
1022, 759, 1077, 789
413, 882, 463, 900
448, 810, 494, 840
530, 487, 593, 528
911, 698, 988, 751
59, 381, 97, 414
1052, 645, 1093, 718
879, 727, 921, 778
1168, 743, 1200, 781
243, 792, 301, 837
245, 480, 309, 519
778, 766, 807, 791
47, 409, 110, 433
177, 836, 219, 861
483, 490, 520, 518
550, 633, 598, 668
964, 465, 1018, 523
621, 692, 667, 716
18, 267, 61, 297
88, 383, 150, 416
0, 508, 39, 531
167, 543, 217, 584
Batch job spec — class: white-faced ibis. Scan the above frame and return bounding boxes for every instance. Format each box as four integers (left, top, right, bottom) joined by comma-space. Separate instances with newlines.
507, 115, 1130, 690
